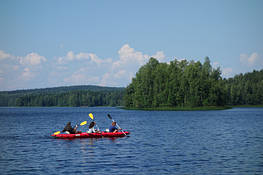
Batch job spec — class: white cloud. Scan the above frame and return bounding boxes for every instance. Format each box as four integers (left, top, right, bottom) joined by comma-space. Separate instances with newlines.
58, 51, 111, 65
91, 53, 112, 65
0, 51, 48, 90
115, 44, 149, 68
222, 67, 233, 77
152, 51, 165, 61
0, 45, 168, 90
113, 44, 165, 69
20, 52, 47, 66
57, 57, 64, 64
60, 44, 167, 87
240, 52, 262, 67
177, 58, 187, 62
0, 50, 11, 60
211, 61, 233, 78
21, 68, 35, 80
102, 44, 167, 86
76, 52, 89, 60
57, 51, 75, 64
67, 51, 75, 61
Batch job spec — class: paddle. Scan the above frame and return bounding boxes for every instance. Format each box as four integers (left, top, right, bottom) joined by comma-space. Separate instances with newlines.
89, 113, 100, 131
89, 113, 94, 120
53, 131, 61, 135
53, 120, 88, 135
80, 121, 87, 126
107, 114, 126, 136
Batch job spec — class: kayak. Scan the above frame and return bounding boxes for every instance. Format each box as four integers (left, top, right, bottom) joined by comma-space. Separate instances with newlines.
52, 131, 130, 139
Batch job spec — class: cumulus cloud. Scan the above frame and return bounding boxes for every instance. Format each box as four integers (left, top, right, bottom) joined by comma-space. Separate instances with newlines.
114, 44, 149, 69
0, 45, 167, 90
21, 68, 35, 80
75, 52, 89, 60
58, 51, 111, 65
113, 44, 165, 69
152, 51, 165, 61
222, 67, 233, 77
0, 50, 11, 60
66, 51, 75, 61
19, 52, 47, 66
58, 51, 77, 64
240, 52, 263, 67
109, 44, 151, 86
0, 51, 48, 90
60, 44, 166, 87
102, 44, 166, 86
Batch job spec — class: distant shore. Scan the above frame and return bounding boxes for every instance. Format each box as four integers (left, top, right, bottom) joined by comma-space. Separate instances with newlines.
122, 106, 232, 111
1, 105, 262, 109
230, 105, 263, 108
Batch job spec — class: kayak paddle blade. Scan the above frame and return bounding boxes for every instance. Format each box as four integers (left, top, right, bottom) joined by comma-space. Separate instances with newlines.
54, 131, 60, 135
89, 113, 94, 120
107, 114, 112, 120
80, 121, 87, 126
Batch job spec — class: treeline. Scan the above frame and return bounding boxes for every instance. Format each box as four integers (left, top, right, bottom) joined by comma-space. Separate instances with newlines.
0, 86, 125, 107
225, 70, 263, 105
1, 60, 262, 108
125, 57, 263, 108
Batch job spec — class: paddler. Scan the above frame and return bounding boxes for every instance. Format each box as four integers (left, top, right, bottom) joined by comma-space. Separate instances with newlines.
87, 121, 100, 133
62, 122, 79, 134
109, 121, 122, 133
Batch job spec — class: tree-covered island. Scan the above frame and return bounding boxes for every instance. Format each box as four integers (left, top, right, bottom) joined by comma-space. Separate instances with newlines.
124, 57, 263, 110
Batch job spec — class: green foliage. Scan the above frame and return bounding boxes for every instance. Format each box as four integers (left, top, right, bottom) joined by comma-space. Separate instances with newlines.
225, 70, 263, 105
0, 86, 125, 107
125, 57, 263, 109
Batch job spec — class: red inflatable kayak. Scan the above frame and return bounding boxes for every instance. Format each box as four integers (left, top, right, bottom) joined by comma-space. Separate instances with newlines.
52, 131, 130, 139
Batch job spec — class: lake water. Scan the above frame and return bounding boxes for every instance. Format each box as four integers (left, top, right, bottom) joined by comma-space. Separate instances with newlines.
0, 107, 262, 175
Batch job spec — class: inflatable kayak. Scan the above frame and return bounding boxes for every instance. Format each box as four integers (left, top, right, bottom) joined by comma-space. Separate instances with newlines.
52, 131, 130, 139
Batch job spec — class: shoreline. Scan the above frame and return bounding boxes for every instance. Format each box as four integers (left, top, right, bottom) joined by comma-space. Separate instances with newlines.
230, 105, 263, 108
1, 105, 262, 110
121, 106, 232, 111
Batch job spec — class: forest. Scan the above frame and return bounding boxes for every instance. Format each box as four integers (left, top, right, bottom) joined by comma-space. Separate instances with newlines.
0, 58, 262, 108
0, 86, 125, 107
125, 57, 263, 109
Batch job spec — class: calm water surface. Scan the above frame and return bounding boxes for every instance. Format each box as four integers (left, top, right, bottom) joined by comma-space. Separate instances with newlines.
0, 107, 262, 175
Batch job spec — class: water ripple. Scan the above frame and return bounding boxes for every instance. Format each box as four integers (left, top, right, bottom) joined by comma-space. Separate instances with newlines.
0, 107, 263, 174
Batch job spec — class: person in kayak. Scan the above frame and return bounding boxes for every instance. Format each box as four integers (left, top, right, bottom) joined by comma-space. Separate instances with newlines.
87, 121, 96, 133
62, 122, 78, 134
109, 121, 122, 133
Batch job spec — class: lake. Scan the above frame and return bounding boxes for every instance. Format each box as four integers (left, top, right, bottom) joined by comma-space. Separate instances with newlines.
0, 107, 262, 175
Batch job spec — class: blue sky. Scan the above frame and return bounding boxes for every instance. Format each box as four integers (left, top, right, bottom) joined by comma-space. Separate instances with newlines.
0, 0, 263, 90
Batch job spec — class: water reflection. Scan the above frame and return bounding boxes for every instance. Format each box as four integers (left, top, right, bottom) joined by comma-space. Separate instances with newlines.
80, 138, 100, 153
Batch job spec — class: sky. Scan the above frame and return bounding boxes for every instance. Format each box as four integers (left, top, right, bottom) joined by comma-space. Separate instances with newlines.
0, 0, 263, 91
